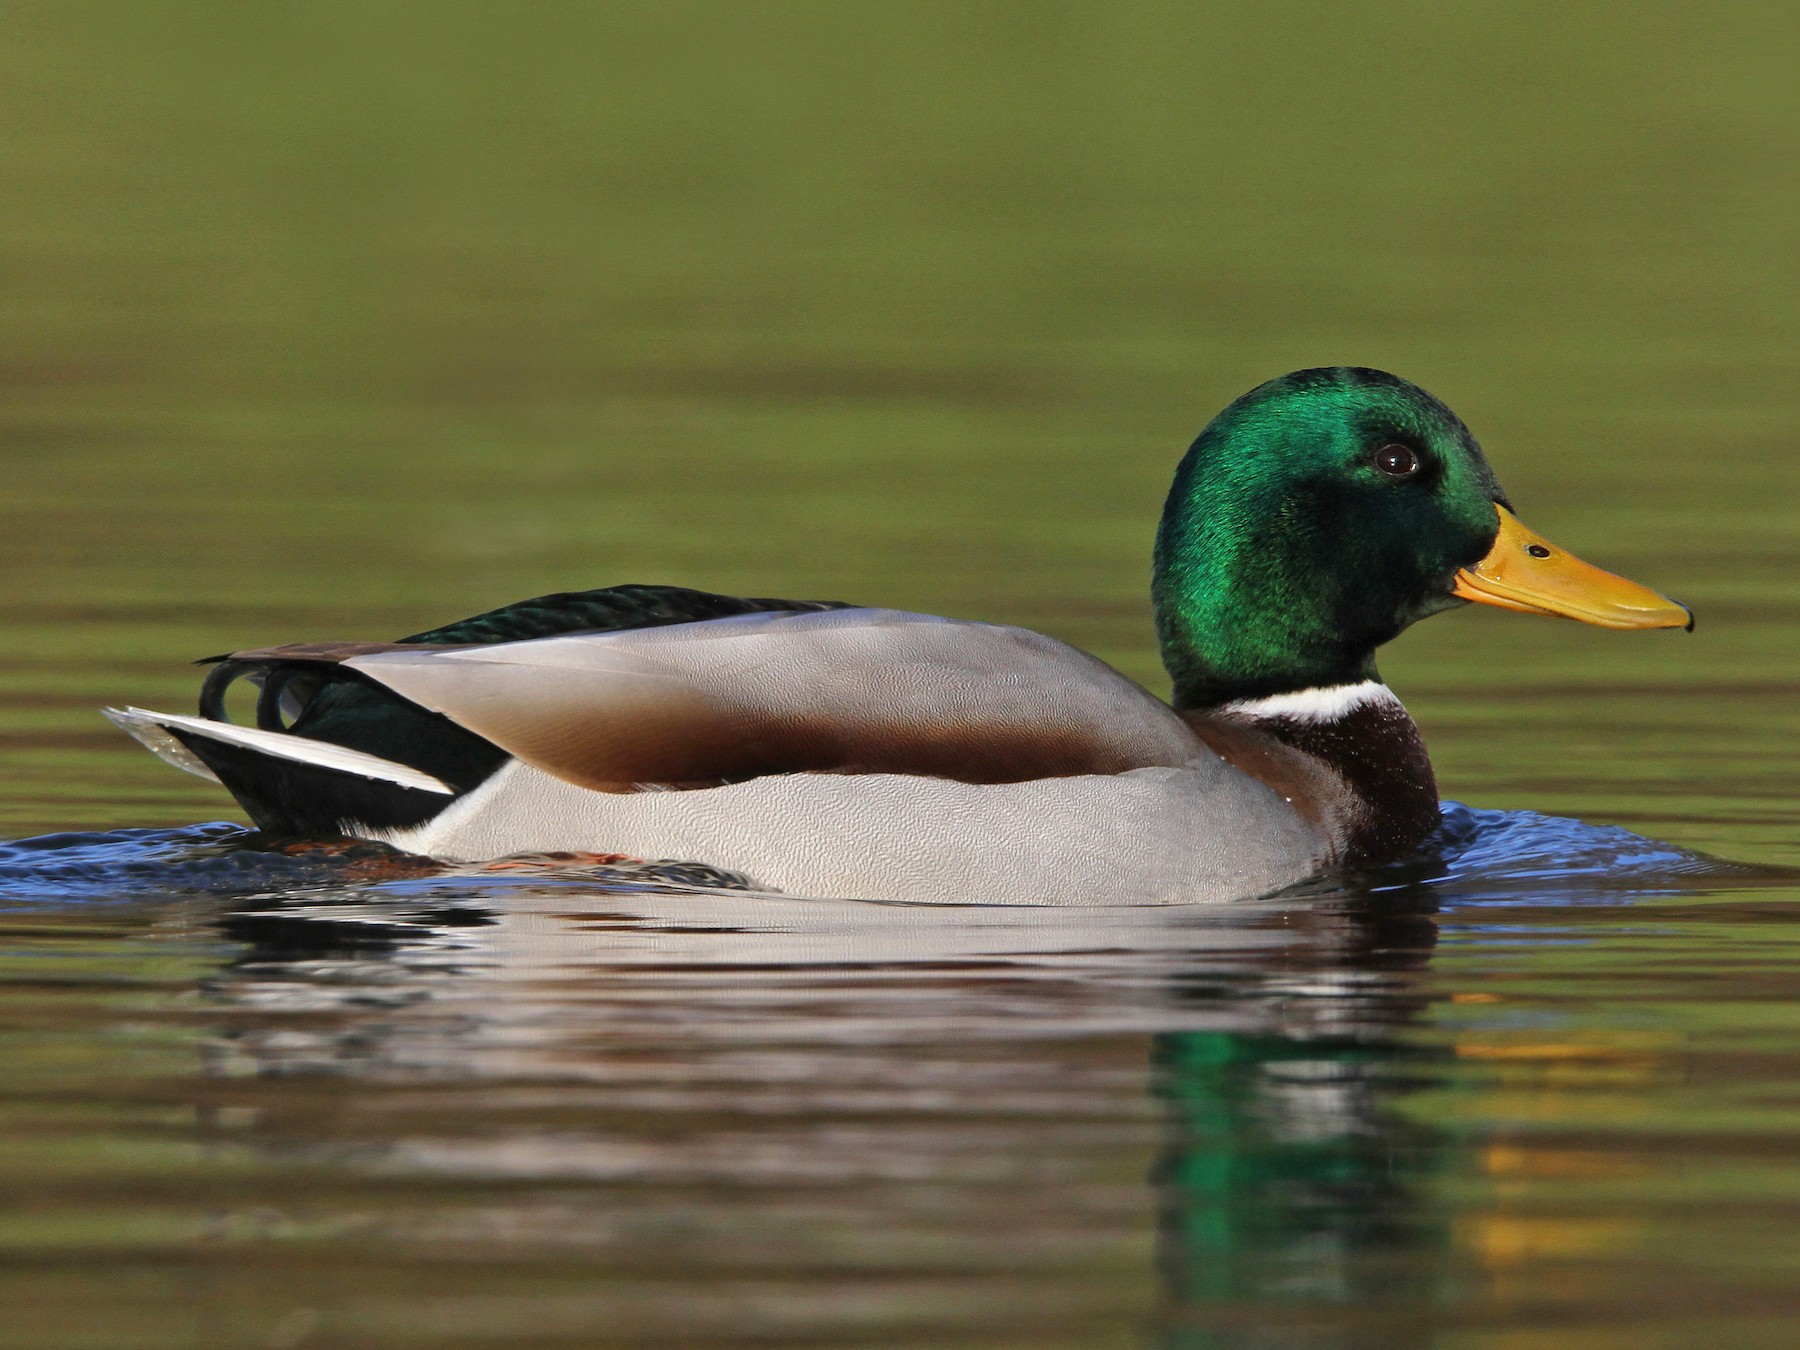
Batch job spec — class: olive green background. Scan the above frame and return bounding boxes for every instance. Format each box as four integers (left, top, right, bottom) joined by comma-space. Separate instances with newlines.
2, 0, 1793, 857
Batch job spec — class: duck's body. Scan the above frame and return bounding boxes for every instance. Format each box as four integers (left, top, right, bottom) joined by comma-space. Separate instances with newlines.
107, 368, 1689, 903
381, 684, 1431, 905
393, 755, 1318, 905
109, 603, 1431, 902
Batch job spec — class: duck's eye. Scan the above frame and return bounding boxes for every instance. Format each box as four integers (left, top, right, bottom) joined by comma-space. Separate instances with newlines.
1373, 444, 1420, 479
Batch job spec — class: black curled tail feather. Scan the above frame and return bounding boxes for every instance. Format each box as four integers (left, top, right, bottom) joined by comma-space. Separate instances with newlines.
198, 659, 256, 724
194, 656, 508, 799
198, 658, 330, 733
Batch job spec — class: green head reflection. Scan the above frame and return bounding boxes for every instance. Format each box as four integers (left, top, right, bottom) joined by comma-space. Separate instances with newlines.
1149, 1027, 1453, 1349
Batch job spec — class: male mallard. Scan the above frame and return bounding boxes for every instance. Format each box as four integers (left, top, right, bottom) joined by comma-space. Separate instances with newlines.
106, 368, 1689, 903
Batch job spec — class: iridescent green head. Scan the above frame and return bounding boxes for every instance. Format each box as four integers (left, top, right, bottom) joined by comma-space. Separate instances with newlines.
1153, 367, 1507, 708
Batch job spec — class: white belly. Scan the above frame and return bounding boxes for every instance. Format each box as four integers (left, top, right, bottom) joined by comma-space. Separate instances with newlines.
373, 760, 1330, 905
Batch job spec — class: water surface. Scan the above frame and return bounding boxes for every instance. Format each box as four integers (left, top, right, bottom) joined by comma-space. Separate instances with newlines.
2, 811, 1798, 1348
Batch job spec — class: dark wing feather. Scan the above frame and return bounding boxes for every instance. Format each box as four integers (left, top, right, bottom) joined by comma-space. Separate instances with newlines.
398, 584, 852, 645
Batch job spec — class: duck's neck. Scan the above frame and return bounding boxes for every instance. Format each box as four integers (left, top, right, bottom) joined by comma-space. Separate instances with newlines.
1183, 680, 1442, 865
1152, 449, 1385, 711
1156, 623, 1379, 711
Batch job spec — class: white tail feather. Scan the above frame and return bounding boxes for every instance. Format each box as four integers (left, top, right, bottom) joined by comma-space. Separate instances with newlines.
103, 707, 222, 783
102, 707, 454, 795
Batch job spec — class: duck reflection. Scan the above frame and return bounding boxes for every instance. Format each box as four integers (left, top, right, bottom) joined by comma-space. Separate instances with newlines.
192, 867, 1449, 1347
1149, 895, 1446, 1349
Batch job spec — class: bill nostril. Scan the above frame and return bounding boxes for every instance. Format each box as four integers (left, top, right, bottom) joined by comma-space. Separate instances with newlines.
1526, 544, 1551, 559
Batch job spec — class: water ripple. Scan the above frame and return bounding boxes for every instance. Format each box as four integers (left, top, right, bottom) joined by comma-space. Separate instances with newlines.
0, 804, 1783, 910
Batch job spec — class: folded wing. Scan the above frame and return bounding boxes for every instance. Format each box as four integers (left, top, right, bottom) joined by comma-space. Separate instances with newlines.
330, 607, 1211, 791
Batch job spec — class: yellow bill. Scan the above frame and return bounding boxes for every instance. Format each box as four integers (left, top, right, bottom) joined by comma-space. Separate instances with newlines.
1453, 506, 1693, 631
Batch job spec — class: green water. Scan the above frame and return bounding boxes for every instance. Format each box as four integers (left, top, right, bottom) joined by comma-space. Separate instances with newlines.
1, 4, 1797, 1346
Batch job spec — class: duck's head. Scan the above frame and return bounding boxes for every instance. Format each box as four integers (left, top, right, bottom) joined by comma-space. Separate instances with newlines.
1153, 367, 1689, 709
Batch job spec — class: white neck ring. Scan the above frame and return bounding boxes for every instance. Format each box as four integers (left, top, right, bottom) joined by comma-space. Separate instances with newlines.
1217, 680, 1397, 724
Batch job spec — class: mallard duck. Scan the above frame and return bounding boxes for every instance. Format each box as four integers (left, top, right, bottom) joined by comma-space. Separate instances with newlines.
106, 368, 1689, 903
